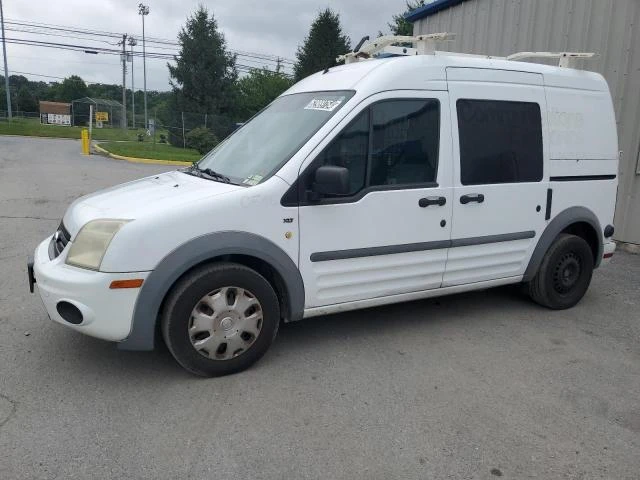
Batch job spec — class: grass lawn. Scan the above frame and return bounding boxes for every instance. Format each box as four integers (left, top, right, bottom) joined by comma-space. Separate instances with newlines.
0, 117, 167, 142
98, 141, 202, 163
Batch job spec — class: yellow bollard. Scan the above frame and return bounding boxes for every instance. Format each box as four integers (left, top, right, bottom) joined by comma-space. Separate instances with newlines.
81, 128, 90, 155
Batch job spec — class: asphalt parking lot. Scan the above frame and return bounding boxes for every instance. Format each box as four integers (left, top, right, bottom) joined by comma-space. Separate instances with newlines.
1, 135, 639, 479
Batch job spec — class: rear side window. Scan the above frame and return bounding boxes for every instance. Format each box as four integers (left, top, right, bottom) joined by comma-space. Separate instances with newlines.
457, 99, 543, 185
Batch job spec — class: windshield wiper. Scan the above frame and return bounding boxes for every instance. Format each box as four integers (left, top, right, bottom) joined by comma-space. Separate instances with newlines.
185, 164, 232, 184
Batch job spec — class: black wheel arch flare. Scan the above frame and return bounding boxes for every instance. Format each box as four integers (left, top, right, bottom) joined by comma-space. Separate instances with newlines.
523, 206, 603, 283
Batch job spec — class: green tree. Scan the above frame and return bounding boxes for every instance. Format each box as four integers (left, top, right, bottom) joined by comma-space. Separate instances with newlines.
168, 6, 237, 116
294, 9, 351, 82
236, 68, 293, 120
16, 86, 38, 112
388, 1, 426, 36
56, 75, 88, 102
167, 6, 238, 146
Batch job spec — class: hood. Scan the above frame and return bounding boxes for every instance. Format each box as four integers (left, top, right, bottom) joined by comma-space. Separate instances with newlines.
63, 170, 243, 235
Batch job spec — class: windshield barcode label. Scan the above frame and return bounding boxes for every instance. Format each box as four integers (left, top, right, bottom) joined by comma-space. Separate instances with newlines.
304, 98, 344, 112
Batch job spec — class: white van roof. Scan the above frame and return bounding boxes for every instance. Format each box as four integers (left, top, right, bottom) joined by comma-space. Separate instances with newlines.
285, 54, 609, 97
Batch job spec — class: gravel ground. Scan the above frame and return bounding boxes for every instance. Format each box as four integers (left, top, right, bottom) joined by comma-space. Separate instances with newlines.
1, 136, 639, 479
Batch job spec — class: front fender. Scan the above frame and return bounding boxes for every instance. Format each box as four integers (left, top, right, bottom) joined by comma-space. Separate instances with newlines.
118, 231, 304, 351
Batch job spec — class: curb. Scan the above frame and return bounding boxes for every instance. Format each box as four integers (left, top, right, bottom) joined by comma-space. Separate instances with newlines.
616, 241, 640, 255
0, 133, 79, 141
93, 143, 193, 167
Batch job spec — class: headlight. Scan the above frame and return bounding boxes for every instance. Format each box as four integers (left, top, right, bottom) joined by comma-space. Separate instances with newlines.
66, 219, 130, 270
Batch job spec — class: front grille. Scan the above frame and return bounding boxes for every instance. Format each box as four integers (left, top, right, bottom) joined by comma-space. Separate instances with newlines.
49, 222, 71, 259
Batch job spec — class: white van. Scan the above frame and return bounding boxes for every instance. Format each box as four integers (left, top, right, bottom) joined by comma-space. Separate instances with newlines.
28, 36, 618, 376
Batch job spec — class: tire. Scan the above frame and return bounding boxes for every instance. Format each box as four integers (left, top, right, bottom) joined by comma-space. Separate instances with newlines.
527, 233, 594, 310
161, 262, 280, 377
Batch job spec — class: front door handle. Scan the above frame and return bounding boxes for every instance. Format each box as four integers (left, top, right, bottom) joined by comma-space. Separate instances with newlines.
419, 196, 447, 207
460, 193, 485, 205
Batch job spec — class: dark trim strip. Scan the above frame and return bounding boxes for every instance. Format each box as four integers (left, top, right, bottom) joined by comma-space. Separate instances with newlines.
550, 175, 616, 182
311, 231, 535, 262
449, 231, 535, 248
310, 240, 450, 262
545, 188, 553, 221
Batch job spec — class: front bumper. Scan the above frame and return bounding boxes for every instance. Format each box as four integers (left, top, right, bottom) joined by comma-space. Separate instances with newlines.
31, 238, 149, 342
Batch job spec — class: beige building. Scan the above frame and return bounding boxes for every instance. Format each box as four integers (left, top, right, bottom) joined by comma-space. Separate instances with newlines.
408, 0, 640, 245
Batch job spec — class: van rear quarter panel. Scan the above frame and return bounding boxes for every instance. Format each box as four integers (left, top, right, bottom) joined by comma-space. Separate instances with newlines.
544, 77, 618, 239
545, 85, 618, 164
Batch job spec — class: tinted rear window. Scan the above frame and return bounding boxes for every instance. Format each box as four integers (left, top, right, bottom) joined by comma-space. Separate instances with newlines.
457, 99, 543, 185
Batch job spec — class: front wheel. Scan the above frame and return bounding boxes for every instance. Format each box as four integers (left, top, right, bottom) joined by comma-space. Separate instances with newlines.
527, 233, 594, 309
161, 262, 280, 377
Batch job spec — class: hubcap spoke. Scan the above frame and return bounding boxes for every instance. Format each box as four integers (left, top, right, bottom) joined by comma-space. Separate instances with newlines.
203, 288, 230, 314
190, 311, 214, 334
193, 334, 224, 355
238, 312, 262, 337
224, 333, 246, 356
233, 289, 260, 315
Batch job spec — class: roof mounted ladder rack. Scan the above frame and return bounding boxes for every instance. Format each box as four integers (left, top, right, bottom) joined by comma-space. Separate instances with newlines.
507, 51, 597, 68
337, 33, 456, 64
337, 33, 596, 69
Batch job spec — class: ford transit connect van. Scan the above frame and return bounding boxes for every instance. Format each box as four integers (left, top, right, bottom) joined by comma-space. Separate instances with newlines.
28, 36, 618, 376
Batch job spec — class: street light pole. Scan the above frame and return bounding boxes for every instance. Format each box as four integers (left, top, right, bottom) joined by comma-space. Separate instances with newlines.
138, 3, 149, 130
119, 34, 128, 130
128, 37, 137, 129
0, 0, 12, 120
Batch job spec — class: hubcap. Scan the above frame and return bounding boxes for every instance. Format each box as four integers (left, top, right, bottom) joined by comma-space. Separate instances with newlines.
553, 252, 582, 294
188, 286, 263, 361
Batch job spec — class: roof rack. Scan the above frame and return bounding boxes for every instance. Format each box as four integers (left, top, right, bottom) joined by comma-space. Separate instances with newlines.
337, 33, 456, 64
337, 33, 596, 69
507, 52, 597, 68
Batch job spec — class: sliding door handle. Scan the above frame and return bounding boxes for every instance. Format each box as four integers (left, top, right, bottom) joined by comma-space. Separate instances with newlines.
460, 193, 485, 204
419, 196, 447, 207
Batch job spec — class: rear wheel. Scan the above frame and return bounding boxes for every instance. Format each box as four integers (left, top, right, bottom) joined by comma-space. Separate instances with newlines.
161, 262, 280, 377
527, 233, 594, 309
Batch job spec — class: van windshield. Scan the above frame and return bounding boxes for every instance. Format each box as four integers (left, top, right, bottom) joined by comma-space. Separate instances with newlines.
196, 91, 354, 186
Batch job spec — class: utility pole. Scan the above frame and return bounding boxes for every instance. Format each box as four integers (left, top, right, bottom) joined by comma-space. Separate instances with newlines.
0, 0, 12, 120
128, 37, 137, 129
119, 33, 128, 130
138, 3, 149, 130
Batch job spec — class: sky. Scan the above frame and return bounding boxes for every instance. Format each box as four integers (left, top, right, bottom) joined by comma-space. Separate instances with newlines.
1, 0, 411, 91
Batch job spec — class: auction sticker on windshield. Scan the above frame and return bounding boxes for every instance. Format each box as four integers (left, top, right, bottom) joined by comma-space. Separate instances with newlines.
243, 174, 263, 186
304, 97, 345, 112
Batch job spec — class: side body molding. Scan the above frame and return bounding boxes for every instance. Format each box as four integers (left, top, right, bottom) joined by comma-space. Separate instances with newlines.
523, 206, 603, 282
118, 231, 305, 351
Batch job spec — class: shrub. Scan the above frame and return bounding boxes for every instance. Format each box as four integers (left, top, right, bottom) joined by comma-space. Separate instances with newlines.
185, 127, 218, 154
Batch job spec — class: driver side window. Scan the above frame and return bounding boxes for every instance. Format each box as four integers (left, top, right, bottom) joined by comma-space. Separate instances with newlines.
312, 98, 440, 199
316, 110, 369, 195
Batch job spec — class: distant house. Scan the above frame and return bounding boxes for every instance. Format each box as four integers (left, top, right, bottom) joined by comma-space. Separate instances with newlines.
39, 101, 72, 126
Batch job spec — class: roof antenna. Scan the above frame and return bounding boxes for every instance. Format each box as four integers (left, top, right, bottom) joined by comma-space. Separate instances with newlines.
325, 36, 369, 75
354, 36, 370, 53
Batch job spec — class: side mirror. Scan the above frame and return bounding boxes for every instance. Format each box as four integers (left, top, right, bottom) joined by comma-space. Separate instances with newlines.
311, 165, 350, 197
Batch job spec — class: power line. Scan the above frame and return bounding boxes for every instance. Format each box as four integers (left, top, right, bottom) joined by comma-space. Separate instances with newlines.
1, 36, 175, 58
1, 36, 293, 77
4, 18, 121, 39
10, 70, 65, 79
5, 26, 122, 44
4, 17, 296, 65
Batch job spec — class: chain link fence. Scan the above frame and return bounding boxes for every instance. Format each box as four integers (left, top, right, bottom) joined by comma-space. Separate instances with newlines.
0, 110, 40, 120
154, 111, 241, 153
